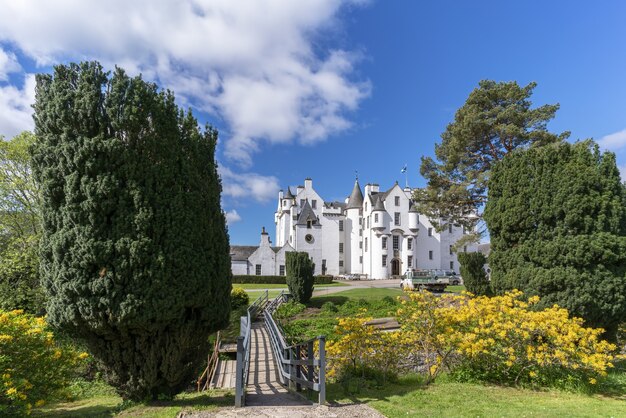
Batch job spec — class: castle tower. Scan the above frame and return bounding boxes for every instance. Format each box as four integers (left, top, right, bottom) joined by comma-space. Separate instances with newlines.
345, 179, 363, 274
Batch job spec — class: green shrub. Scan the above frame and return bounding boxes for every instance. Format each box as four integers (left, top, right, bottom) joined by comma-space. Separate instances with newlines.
230, 288, 249, 310
321, 301, 338, 313
286, 252, 315, 303
457, 252, 491, 296
0, 310, 87, 416
274, 301, 306, 320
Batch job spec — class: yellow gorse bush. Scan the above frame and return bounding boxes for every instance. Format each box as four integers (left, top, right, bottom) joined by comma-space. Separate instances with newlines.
0, 310, 88, 417
397, 290, 616, 386
326, 313, 405, 384
327, 291, 616, 388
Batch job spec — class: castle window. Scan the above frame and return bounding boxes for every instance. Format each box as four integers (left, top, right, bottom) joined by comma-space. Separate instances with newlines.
339, 243, 344, 253
359, 241, 362, 249
449, 224, 453, 233
283, 200, 286, 207
359, 256, 363, 264
374, 213, 378, 223
300, 199, 305, 207
312, 200, 317, 209
428, 250, 433, 260
279, 265, 285, 276
449, 245, 453, 255
395, 196, 400, 206
365, 238, 368, 252
464, 245, 467, 253
408, 238, 412, 250
359, 218, 362, 225
339, 260, 344, 267
382, 255, 387, 267
359, 229, 362, 237
365, 202, 367, 211
450, 261, 454, 270
382, 237, 387, 249
307, 220, 312, 229
394, 212, 400, 226
256, 264, 262, 275
393, 235, 399, 250
408, 255, 413, 267
339, 220, 344, 231
428, 227, 433, 236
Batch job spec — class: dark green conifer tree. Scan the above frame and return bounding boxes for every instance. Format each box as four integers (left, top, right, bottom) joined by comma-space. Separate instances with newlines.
485, 141, 626, 339
285, 252, 315, 303
457, 252, 491, 296
31, 62, 231, 400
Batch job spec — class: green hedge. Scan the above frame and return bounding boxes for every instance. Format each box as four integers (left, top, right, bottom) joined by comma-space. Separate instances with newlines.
233, 275, 334, 285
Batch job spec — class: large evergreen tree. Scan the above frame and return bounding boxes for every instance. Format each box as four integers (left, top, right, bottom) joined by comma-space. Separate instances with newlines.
31, 62, 232, 400
416, 80, 569, 239
484, 141, 626, 339
286, 252, 315, 304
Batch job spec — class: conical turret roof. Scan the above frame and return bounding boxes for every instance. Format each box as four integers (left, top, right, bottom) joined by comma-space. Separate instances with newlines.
346, 180, 363, 209
284, 187, 294, 199
372, 196, 386, 211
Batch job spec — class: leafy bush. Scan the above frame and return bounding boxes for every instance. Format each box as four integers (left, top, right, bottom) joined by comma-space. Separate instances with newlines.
457, 252, 491, 296
326, 315, 403, 387
230, 288, 249, 310
286, 252, 315, 303
321, 301, 338, 313
232, 275, 334, 284
0, 310, 87, 416
274, 301, 306, 320
397, 290, 617, 388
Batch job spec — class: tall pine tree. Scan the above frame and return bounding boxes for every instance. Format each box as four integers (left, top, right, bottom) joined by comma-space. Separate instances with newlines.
31, 62, 232, 400
485, 141, 626, 339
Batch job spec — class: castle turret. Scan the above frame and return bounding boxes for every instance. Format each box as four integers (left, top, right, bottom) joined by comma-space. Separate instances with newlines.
345, 179, 363, 274
371, 196, 385, 229
409, 203, 419, 231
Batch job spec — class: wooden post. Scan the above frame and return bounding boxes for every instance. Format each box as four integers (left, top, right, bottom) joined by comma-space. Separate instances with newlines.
307, 340, 314, 398
235, 336, 244, 407
318, 336, 326, 405
295, 345, 302, 391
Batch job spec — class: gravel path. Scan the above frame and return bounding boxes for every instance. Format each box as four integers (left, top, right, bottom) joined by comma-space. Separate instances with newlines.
179, 403, 385, 418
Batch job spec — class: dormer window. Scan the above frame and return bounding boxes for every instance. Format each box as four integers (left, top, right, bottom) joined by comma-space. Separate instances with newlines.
307, 220, 312, 229
312, 199, 317, 209
395, 196, 400, 206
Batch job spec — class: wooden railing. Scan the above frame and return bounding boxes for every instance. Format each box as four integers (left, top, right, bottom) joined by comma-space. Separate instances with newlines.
264, 292, 326, 405
197, 331, 221, 392
234, 290, 269, 407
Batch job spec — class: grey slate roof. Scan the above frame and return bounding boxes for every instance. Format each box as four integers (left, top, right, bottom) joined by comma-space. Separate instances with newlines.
409, 201, 419, 213
346, 180, 364, 209
372, 196, 386, 211
296, 200, 318, 225
230, 246, 258, 261
325, 201, 347, 210
284, 187, 294, 199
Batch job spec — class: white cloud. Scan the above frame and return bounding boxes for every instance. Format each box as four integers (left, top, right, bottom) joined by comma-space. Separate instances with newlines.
0, 74, 35, 138
225, 209, 242, 224
219, 165, 280, 203
0, 47, 21, 81
0, 0, 370, 165
598, 128, 626, 152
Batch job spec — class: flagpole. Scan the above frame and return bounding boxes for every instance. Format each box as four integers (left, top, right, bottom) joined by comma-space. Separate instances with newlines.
404, 163, 408, 189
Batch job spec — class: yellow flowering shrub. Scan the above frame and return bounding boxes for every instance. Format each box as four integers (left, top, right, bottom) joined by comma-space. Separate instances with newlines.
398, 290, 617, 387
0, 310, 88, 416
326, 313, 405, 386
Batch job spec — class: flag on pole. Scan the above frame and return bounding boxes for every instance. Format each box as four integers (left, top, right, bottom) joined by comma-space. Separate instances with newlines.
401, 164, 407, 173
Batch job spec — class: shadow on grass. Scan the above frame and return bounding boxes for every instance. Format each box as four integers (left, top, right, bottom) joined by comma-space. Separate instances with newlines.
325, 374, 425, 407
36, 391, 235, 418
308, 295, 349, 308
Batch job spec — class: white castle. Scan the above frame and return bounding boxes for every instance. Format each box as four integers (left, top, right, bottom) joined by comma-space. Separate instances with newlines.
230, 177, 476, 279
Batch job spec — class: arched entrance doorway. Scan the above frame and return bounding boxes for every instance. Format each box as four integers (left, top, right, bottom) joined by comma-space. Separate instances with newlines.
391, 258, 400, 276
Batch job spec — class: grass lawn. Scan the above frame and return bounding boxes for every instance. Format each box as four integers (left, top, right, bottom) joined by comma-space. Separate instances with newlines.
35, 387, 234, 417
309, 287, 404, 307
328, 374, 626, 418
446, 284, 466, 293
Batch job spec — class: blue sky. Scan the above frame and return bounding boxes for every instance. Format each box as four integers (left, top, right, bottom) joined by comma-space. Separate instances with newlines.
0, 1, 625, 245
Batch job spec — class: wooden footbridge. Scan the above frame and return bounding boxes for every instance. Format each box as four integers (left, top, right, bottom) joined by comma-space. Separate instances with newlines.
197, 291, 326, 408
